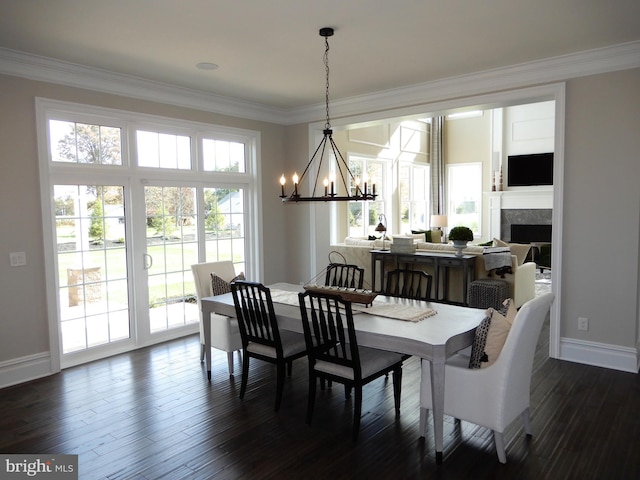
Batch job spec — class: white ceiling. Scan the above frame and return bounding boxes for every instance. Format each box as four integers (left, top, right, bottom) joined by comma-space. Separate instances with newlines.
1, 0, 639, 110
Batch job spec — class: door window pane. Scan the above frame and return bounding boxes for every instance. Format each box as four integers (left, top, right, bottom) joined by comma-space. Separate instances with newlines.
204, 187, 246, 272
144, 186, 199, 332
54, 184, 130, 353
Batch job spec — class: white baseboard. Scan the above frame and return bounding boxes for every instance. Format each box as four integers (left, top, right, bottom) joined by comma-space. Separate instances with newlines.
559, 337, 638, 373
0, 352, 55, 389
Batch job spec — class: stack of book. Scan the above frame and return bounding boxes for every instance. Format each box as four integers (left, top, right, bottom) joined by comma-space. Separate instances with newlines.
390, 236, 416, 254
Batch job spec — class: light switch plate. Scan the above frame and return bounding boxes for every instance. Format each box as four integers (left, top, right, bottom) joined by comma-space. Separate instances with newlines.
9, 252, 26, 267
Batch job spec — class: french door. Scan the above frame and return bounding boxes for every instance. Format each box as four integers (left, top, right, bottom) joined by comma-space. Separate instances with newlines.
142, 184, 247, 334
143, 185, 200, 333
53, 181, 205, 366
54, 184, 132, 356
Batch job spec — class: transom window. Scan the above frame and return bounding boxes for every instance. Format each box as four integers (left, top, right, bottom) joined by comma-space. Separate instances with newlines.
203, 138, 246, 172
49, 120, 123, 165
136, 131, 191, 169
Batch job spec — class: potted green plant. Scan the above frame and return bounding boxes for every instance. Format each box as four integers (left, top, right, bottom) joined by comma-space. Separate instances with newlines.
448, 226, 473, 256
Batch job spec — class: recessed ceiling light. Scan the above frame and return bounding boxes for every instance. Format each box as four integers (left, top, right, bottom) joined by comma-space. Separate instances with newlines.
196, 62, 219, 71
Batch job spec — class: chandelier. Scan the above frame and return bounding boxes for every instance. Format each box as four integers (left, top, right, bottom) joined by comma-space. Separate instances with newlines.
280, 27, 377, 203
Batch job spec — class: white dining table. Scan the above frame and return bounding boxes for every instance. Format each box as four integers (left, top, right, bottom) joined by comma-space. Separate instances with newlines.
200, 282, 485, 464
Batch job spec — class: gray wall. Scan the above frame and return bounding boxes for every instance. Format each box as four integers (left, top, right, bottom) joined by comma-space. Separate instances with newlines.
562, 69, 640, 346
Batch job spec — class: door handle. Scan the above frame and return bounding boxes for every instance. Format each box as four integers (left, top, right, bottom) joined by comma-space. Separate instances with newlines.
143, 253, 153, 270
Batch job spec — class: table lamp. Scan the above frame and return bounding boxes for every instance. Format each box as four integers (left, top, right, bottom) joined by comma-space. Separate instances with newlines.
375, 214, 388, 250
431, 214, 448, 243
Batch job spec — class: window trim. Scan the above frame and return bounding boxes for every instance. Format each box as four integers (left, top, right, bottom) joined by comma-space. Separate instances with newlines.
36, 97, 263, 371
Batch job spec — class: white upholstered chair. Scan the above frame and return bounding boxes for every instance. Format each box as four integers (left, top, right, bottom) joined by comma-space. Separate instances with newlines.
419, 292, 554, 463
191, 261, 243, 376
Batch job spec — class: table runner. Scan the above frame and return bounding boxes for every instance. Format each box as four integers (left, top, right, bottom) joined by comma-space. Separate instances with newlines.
356, 302, 437, 322
269, 288, 436, 323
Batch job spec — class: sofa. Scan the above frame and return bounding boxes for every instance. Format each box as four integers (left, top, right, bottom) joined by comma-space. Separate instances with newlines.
329, 233, 537, 308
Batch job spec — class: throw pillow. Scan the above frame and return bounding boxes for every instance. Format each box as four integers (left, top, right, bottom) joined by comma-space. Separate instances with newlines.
210, 272, 245, 296
468, 314, 492, 369
411, 230, 433, 242
468, 298, 516, 369
480, 299, 517, 368
509, 243, 531, 266
493, 238, 531, 266
497, 297, 513, 316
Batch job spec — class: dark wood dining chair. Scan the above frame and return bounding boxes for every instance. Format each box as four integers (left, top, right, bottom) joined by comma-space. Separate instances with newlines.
230, 281, 307, 412
298, 290, 404, 441
384, 268, 432, 301
325, 263, 365, 289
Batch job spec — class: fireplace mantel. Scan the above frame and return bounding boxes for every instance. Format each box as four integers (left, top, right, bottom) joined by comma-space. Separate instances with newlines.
486, 188, 553, 210
485, 188, 553, 240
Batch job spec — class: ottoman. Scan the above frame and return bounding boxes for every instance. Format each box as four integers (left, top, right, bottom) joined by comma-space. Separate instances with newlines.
467, 279, 510, 310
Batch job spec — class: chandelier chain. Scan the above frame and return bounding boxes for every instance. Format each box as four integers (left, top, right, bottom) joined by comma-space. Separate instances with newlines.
324, 34, 331, 130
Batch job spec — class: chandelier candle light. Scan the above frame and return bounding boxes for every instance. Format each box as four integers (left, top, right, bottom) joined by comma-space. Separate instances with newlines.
280, 27, 377, 203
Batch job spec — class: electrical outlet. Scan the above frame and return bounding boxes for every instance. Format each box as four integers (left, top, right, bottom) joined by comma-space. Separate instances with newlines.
9, 251, 26, 267
578, 316, 589, 331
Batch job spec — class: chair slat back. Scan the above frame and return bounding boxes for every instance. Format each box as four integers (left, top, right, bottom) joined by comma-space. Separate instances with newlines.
384, 269, 432, 301
325, 263, 365, 289
231, 281, 281, 352
299, 291, 361, 378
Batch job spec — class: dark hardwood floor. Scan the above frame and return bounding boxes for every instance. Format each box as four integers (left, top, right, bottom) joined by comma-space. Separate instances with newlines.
2, 320, 640, 479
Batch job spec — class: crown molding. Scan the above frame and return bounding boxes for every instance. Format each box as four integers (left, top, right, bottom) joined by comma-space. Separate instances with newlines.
288, 41, 640, 125
1, 41, 639, 126
0, 48, 289, 124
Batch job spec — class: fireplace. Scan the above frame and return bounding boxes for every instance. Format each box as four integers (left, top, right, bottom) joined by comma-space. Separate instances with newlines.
487, 190, 553, 242
511, 224, 552, 243
500, 208, 552, 242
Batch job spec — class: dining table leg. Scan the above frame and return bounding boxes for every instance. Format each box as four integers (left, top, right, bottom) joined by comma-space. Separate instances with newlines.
430, 355, 446, 465
202, 305, 212, 380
